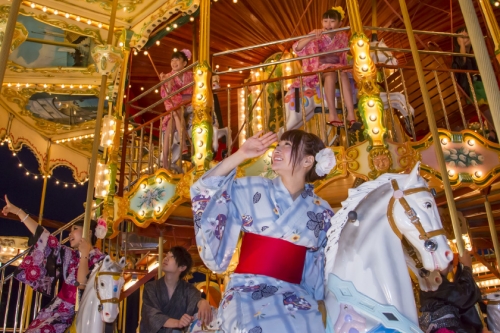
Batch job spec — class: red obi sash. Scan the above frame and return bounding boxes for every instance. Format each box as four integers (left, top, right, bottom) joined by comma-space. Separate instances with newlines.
58, 282, 77, 304
234, 232, 307, 284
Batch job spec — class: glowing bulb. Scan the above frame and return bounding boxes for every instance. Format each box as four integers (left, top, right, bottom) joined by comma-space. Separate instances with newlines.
359, 53, 366, 60
173, 48, 178, 52
369, 114, 377, 121
98, 23, 102, 28
54, 10, 58, 15
156, 40, 160, 46
173, 24, 178, 28
198, 82, 204, 88
166, 27, 171, 31
119, 42, 124, 47
79, 85, 82, 89
7, 83, 11, 87
76, 16, 80, 21
372, 127, 380, 134
156, 177, 162, 184
196, 93, 203, 100
65, 13, 70, 18
87, 19, 91, 25
190, 17, 194, 22
475, 171, 483, 178
197, 69, 203, 75
42, 6, 47, 12
144, 51, 148, 55
198, 140, 204, 147
448, 169, 455, 177
367, 100, 375, 107
361, 65, 369, 72
34, 175, 38, 179
357, 40, 364, 47
26, 171, 29, 176
155, 89, 158, 93
61, 84, 65, 88
141, 183, 146, 189
156, 206, 161, 212
103, 180, 109, 185
70, 84, 73, 88
106, 139, 112, 145
101, 190, 107, 196
495, 1, 499, 6
141, 87, 144, 91
196, 153, 203, 160
31, 3, 35, 8
467, 139, 475, 146
88, 85, 92, 89
139, 210, 145, 216
134, 50, 138, 55
197, 127, 203, 134
441, 138, 448, 145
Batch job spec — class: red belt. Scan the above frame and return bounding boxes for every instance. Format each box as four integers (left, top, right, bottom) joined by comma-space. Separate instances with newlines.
234, 232, 307, 284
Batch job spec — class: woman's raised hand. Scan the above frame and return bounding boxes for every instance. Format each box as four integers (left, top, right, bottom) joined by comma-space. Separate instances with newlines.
313, 29, 324, 40
238, 131, 277, 160
457, 31, 469, 47
2, 195, 19, 217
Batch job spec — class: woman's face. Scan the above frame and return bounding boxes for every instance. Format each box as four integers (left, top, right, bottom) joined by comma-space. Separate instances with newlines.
271, 140, 293, 174
69, 225, 83, 248
322, 17, 340, 31
171, 57, 187, 71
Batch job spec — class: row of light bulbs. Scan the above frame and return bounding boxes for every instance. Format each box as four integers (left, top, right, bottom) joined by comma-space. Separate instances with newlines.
5, 83, 95, 89
27, 2, 106, 29
54, 133, 95, 144
477, 278, 500, 288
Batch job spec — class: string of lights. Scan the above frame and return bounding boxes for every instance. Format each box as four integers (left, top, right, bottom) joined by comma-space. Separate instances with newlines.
1, 144, 89, 188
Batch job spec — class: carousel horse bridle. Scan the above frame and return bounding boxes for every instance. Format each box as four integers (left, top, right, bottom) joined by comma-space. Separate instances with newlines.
94, 262, 123, 312
387, 179, 446, 277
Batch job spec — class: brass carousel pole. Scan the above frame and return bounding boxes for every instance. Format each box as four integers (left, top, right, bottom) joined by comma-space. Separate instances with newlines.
38, 141, 52, 224
345, 0, 387, 156
477, 0, 500, 63
398, 0, 465, 255
82, 0, 120, 240
456, 0, 500, 136
0, 0, 22, 86
192, 0, 213, 175
484, 189, 500, 271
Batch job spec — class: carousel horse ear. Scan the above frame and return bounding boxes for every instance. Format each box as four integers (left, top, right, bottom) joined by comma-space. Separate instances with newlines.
118, 257, 126, 268
404, 162, 421, 189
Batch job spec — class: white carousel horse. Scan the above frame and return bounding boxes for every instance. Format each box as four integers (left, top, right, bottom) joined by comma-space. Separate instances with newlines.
280, 39, 415, 137
69, 255, 126, 333
187, 307, 220, 332
485, 293, 500, 332
324, 163, 453, 333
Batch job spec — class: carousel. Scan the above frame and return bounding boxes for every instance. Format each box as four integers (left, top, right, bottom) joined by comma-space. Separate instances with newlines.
1, 0, 500, 332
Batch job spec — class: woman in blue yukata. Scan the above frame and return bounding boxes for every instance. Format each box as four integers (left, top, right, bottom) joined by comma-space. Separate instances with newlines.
191, 129, 336, 333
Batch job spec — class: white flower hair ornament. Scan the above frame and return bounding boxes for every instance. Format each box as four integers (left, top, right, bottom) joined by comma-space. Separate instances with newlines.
94, 218, 108, 239
180, 49, 192, 61
315, 148, 336, 177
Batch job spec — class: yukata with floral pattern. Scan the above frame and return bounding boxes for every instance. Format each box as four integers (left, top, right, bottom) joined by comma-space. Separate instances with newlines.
284, 31, 349, 117
14, 226, 104, 333
191, 166, 334, 333
160, 70, 194, 131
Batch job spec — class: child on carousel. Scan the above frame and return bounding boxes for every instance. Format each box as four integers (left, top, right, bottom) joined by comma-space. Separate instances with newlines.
291, 6, 361, 131
2, 195, 106, 333
160, 49, 194, 168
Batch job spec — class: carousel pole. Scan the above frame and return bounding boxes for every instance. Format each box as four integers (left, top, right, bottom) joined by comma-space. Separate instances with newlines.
371, 0, 378, 41
158, 232, 164, 279
82, 0, 120, 240
0, 0, 22, 86
38, 141, 52, 224
483, 189, 500, 271
456, 0, 500, 135
398, 0, 465, 255
192, 0, 213, 175
346, 0, 388, 163
477, 0, 500, 62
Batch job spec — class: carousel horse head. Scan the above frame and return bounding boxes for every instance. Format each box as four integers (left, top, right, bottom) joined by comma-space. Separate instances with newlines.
370, 39, 398, 66
383, 163, 452, 271
338, 162, 452, 272
93, 255, 126, 323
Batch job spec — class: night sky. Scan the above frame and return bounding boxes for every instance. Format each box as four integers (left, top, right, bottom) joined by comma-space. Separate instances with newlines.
0, 142, 88, 237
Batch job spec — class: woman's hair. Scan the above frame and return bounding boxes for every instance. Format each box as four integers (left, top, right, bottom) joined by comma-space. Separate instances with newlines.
323, 8, 342, 21
171, 51, 189, 63
280, 129, 327, 182
169, 246, 193, 279
73, 219, 98, 246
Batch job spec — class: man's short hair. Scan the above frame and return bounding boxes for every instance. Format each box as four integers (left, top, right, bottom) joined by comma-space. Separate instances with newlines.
169, 246, 193, 279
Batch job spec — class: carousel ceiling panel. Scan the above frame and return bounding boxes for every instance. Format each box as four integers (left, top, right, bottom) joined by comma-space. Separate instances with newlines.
1, 115, 90, 180
130, 0, 500, 142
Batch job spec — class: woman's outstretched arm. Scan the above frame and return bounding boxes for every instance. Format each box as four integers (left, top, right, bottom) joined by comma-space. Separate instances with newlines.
2, 195, 38, 234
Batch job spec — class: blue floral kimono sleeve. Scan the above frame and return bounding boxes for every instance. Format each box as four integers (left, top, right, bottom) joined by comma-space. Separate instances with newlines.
191, 167, 255, 273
